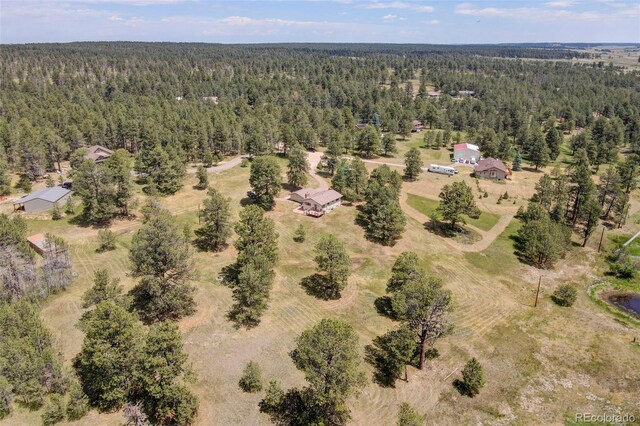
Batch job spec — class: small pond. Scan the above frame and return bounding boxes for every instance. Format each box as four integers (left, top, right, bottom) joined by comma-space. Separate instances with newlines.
602, 291, 640, 318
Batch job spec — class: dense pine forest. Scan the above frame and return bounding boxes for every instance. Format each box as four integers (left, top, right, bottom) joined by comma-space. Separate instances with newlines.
1, 42, 639, 184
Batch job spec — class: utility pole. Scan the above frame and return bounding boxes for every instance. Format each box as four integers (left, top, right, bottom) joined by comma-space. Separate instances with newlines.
534, 275, 542, 308
597, 226, 605, 253
198, 203, 201, 224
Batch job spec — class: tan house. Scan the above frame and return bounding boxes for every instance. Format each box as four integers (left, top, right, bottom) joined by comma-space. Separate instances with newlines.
474, 157, 510, 180
290, 188, 343, 217
84, 145, 113, 163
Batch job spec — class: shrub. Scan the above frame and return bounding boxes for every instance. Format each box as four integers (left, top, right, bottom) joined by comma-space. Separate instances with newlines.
293, 224, 306, 243
64, 197, 76, 215
240, 158, 250, 168
96, 229, 117, 252
41, 394, 66, 426
239, 361, 263, 393
397, 402, 425, 426
51, 203, 63, 220
552, 284, 577, 307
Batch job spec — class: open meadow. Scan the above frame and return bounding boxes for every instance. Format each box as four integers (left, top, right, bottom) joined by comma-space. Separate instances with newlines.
2, 149, 639, 425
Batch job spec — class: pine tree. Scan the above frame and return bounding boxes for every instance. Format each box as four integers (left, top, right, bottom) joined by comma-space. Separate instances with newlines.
249, 156, 282, 210
195, 165, 208, 190
313, 234, 351, 299
404, 147, 423, 181
356, 125, 381, 158
528, 126, 551, 170
287, 146, 309, 188
73, 302, 143, 412
82, 269, 123, 308
382, 133, 397, 156
239, 361, 263, 393
195, 188, 232, 252
436, 181, 481, 230
397, 402, 425, 426
461, 358, 485, 397
545, 126, 562, 161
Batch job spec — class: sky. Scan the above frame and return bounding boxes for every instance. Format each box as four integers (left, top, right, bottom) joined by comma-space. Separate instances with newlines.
1, 0, 639, 44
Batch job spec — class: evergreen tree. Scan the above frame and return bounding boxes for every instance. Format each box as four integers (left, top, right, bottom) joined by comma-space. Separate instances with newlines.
366, 325, 415, 386
404, 147, 423, 181
195, 165, 208, 190
239, 361, 263, 393
82, 269, 123, 308
129, 207, 195, 323
73, 302, 143, 412
397, 402, 425, 426
287, 146, 309, 189
72, 159, 118, 224
96, 229, 117, 252
382, 133, 397, 156
356, 125, 381, 158
105, 149, 133, 215
293, 223, 306, 243
313, 234, 351, 299
347, 158, 369, 202
460, 358, 485, 397
528, 126, 551, 170
249, 156, 282, 210
233, 205, 279, 266
386, 251, 423, 293
545, 126, 562, 161
133, 321, 199, 426
195, 188, 232, 252
436, 181, 481, 230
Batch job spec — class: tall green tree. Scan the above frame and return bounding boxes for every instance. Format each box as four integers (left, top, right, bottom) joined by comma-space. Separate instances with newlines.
356, 125, 381, 158
436, 181, 480, 230
129, 206, 195, 323
287, 146, 309, 189
249, 156, 282, 210
397, 402, 425, 426
404, 147, 423, 181
74, 302, 143, 412
195, 188, 232, 252
313, 234, 351, 299
528, 126, 551, 170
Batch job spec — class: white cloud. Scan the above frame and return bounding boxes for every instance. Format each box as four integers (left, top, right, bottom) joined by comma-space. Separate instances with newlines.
383, 14, 397, 21
364, 1, 434, 12
544, 0, 577, 7
454, 2, 637, 21
428, 19, 440, 24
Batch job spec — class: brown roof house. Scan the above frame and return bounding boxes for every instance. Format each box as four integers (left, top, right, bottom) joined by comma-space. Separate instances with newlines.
474, 157, 510, 180
289, 188, 343, 217
84, 145, 113, 163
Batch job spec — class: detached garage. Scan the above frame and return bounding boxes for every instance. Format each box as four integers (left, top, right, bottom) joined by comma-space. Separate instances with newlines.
13, 187, 72, 213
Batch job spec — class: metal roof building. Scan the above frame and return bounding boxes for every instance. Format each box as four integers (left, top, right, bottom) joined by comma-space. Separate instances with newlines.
13, 187, 72, 213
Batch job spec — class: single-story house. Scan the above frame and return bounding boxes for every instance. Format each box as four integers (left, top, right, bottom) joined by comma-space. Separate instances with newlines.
84, 145, 113, 163
290, 188, 343, 216
475, 157, 510, 180
453, 143, 481, 163
27, 233, 51, 256
13, 186, 72, 213
411, 120, 425, 132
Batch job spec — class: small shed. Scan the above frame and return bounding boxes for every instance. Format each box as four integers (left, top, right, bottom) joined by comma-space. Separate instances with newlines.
453, 143, 481, 163
27, 233, 50, 256
475, 157, 509, 180
290, 188, 343, 216
84, 145, 113, 163
13, 187, 72, 213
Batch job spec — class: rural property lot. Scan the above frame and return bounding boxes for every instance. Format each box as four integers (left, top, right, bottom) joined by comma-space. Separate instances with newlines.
3, 151, 639, 426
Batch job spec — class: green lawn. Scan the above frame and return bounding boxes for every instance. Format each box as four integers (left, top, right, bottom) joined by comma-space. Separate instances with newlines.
406, 193, 501, 231
464, 220, 521, 274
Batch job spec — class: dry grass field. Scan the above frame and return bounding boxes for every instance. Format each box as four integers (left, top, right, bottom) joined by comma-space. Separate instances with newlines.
2, 147, 640, 425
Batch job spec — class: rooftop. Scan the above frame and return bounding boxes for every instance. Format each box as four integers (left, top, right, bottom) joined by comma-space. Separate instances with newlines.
475, 157, 506, 172
15, 186, 72, 204
453, 143, 480, 151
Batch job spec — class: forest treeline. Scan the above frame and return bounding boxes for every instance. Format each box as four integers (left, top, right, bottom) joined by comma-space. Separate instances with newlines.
0, 42, 639, 195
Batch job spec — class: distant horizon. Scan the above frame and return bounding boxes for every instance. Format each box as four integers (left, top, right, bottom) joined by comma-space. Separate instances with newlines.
2, 41, 639, 46
1, 1, 639, 45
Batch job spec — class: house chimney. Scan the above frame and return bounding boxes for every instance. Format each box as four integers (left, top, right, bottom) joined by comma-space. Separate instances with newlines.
304, 192, 309, 198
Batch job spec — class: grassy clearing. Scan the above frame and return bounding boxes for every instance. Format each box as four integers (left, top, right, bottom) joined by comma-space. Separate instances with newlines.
607, 232, 640, 256
465, 220, 521, 274
406, 193, 501, 232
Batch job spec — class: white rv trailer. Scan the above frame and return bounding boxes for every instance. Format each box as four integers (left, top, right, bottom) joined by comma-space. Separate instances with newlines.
428, 164, 457, 176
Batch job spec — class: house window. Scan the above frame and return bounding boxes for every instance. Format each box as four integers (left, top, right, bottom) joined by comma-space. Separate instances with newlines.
491, 170, 496, 177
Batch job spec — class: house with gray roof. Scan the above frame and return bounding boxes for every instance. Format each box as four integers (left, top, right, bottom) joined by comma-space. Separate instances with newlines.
84, 145, 113, 163
13, 186, 72, 213
289, 188, 342, 217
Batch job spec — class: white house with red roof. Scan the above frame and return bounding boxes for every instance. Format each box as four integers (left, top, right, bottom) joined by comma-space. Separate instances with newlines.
453, 143, 481, 163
